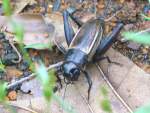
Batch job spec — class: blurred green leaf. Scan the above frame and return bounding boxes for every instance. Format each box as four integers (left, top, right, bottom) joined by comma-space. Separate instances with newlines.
36, 62, 55, 101
24, 43, 52, 50
0, 82, 7, 102
53, 94, 77, 113
135, 104, 150, 113
2, 0, 12, 16
0, 59, 5, 72
11, 22, 24, 43
101, 87, 108, 97
141, 13, 150, 21
101, 99, 112, 113
36, 62, 49, 85
43, 84, 52, 101
122, 32, 150, 45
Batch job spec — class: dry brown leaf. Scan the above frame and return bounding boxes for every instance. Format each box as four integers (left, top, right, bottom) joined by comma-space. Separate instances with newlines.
6, 67, 23, 79
14, 0, 37, 14
8, 91, 17, 101
0, 14, 55, 49
119, 0, 125, 4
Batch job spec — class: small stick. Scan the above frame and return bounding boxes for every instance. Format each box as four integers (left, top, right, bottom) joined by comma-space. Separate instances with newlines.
7, 61, 63, 89
9, 41, 22, 63
1, 26, 22, 63
95, 63, 133, 113
136, 28, 150, 35
104, 9, 122, 22
5, 103, 38, 113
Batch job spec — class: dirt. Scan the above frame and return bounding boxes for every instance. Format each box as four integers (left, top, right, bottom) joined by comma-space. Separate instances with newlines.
0, 0, 150, 112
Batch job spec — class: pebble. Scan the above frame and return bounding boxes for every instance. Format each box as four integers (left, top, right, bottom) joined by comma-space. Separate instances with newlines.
23, 71, 31, 77
3, 43, 11, 50
18, 61, 29, 71
2, 53, 18, 65
142, 48, 149, 54
0, 33, 5, 40
124, 24, 134, 31
127, 42, 141, 50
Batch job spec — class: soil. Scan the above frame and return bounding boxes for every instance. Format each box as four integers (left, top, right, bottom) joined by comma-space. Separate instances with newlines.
0, 0, 150, 102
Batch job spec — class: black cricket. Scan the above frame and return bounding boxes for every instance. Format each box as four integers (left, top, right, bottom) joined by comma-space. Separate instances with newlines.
55, 9, 123, 99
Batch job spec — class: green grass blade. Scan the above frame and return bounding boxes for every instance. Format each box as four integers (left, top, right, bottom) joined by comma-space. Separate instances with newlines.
2, 0, 12, 16
122, 32, 150, 45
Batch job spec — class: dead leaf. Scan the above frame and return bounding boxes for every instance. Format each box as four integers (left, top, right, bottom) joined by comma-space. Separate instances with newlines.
14, 0, 37, 14
20, 79, 43, 97
0, 13, 55, 49
6, 66, 23, 80
119, 0, 125, 4
8, 91, 17, 101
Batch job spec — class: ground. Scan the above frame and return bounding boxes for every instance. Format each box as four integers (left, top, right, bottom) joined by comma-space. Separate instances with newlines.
0, 0, 150, 113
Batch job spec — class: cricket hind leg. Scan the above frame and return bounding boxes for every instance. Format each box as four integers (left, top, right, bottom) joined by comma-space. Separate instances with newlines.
63, 8, 84, 46
93, 55, 122, 66
63, 10, 75, 46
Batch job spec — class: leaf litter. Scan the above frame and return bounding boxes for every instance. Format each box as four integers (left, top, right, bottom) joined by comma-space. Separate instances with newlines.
0, 0, 150, 113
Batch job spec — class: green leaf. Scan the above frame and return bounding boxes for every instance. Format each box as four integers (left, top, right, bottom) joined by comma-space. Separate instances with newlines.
101, 99, 112, 113
0, 59, 5, 72
24, 43, 52, 50
36, 62, 49, 85
135, 104, 150, 113
2, 0, 12, 16
53, 94, 77, 113
43, 84, 52, 101
141, 13, 150, 21
101, 87, 108, 97
36, 62, 55, 102
0, 82, 7, 102
122, 32, 150, 45
11, 22, 24, 43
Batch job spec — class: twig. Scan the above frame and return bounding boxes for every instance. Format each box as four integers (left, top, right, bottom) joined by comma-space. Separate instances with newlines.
95, 63, 133, 113
104, 9, 122, 22
136, 28, 150, 35
6, 103, 38, 113
9, 41, 22, 63
1, 26, 22, 63
7, 61, 63, 89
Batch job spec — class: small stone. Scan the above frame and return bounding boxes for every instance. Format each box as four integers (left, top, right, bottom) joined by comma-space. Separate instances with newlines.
20, 79, 43, 97
19, 61, 29, 71
23, 71, 31, 77
3, 43, 11, 50
2, 53, 18, 65
142, 48, 149, 54
127, 42, 141, 50
124, 24, 134, 31
0, 33, 5, 40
